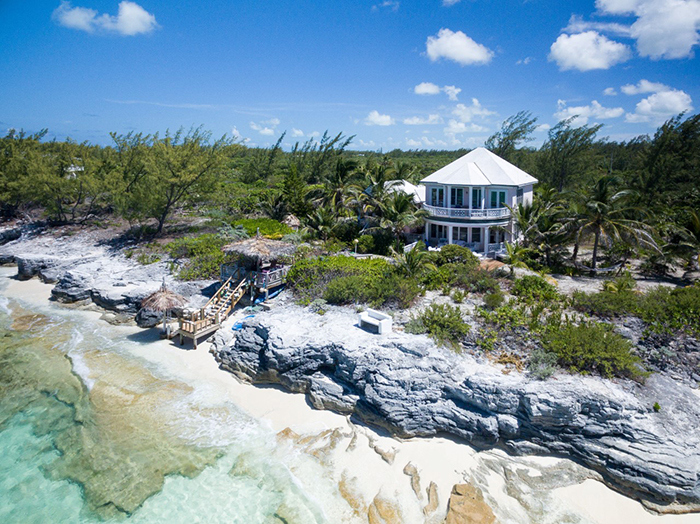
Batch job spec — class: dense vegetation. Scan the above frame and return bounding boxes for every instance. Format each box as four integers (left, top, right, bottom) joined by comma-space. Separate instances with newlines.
2, 111, 699, 383
2, 113, 699, 276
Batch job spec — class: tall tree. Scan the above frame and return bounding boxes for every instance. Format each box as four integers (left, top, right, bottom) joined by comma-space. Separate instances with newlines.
538, 117, 603, 191
573, 175, 657, 270
485, 111, 538, 163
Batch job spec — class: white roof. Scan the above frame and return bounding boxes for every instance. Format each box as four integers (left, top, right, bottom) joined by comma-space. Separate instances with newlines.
386, 179, 426, 204
420, 147, 537, 187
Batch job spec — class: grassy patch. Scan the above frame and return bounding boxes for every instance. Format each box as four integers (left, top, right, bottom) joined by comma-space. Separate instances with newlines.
405, 303, 469, 350
232, 218, 293, 239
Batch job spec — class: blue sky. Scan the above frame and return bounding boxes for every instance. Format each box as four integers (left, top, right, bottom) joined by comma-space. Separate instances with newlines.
0, 0, 698, 150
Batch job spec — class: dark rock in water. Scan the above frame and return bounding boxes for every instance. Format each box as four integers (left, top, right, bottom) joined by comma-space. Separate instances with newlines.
135, 308, 163, 328
212, 305, 700, 512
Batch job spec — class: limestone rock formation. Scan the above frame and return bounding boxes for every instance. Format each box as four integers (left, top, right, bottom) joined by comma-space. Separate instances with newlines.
212, 305, 700, 511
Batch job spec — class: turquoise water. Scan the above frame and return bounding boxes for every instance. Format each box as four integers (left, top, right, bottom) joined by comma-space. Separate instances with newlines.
0, 271, 355, 524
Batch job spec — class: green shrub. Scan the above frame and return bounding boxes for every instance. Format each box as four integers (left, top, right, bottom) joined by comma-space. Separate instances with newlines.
423, 264, 499, 294
541, 320, 645, 379
571, 289, 638, 318
512, 275, 559, 303
356, 234, 375, 254
653, 402, 661, 412
478, 302, 528, 329
288, 255, 420, 309
483, 290, 504, 310
434, 244, 480, 269
166, 234, 227, 280
638, 284, 700, 336
407, 303, 469, 349
452, 289, 465, 304
528, 347, 558, 380
233, 218, 293, 239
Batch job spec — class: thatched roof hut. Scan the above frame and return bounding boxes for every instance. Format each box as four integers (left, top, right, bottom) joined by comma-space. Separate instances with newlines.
223, 236, 296, 265
141, 281, 187, 333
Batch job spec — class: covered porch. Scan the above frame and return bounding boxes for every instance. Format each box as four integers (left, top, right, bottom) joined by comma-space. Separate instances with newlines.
425, 222, 508, 254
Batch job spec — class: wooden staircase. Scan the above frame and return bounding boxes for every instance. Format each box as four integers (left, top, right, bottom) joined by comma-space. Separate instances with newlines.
176, 276, 247, 348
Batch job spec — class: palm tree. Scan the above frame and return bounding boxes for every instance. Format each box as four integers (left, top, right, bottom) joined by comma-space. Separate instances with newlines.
377, 192, 428, 241
317, 158, 358, 214
573, 175, 658, 270
302, 206, 340, 242
503, 242, 535, 276
391, 243, 436, 277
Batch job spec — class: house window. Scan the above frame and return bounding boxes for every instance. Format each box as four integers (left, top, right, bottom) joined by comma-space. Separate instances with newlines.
490, 190, 506, 208
456, 227, 468, 242
431, 187, 444, 207
471, 228, 481, 243
430, 224, 437, 238
450, 188, 463, 208
471, 188, 482, 209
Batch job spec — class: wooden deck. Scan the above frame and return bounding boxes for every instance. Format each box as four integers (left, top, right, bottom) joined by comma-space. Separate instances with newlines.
175, 276, 246, 349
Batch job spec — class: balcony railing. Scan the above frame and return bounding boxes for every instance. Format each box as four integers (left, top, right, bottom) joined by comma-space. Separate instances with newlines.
423, 204, 510, 219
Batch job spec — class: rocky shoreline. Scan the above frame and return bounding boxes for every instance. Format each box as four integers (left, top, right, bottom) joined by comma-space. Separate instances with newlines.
211, 304, 700, 514
3, 224, 700, 515
0, 225, 214, 326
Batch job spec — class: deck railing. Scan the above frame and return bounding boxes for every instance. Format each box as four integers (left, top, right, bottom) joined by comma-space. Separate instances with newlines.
423, 204, 510, 219
254, 266, 289, 289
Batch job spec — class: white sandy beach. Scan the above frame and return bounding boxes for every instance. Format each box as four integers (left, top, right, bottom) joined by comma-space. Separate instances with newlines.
4, 272, 699, 524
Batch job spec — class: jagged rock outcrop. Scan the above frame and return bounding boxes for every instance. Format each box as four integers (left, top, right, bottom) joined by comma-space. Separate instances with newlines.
0, 227, 214, 315
212, 305, 700, 512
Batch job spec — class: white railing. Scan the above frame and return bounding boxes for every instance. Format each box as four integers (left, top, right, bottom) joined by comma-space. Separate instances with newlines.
487, 242, 506, 253
423, 204, 510, 219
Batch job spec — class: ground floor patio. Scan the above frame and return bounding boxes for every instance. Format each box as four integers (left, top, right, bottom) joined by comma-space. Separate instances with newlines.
424, 221, 511, 254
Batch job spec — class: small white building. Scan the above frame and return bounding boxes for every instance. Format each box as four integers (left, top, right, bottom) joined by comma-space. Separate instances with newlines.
420, 147, 537, 255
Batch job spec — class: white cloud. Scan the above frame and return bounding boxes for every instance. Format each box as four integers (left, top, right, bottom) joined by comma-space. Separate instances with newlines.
406, 136, 448, 148
291, 128, 304, 137
516, 57, 533, 65
250, 118, 280, 136
555, 99, 625, 126
414, 82, 441, 95
365, 110, 394, 126
358, 139, 377, 148
231, 127, 241, 138
444, 120, 487, 135
452, 98, 494, 122
549, 31, 631, 71
603, 87, 618, 96
564, 14, 632, 37
425, 28, 494, 66
620, 79, 670, 95
536, 123, 552, 132
442, 0, 461, 6
309, 131, 321, 138
596, 0, 700, 59
53, 1, 158, 36
403, 114, 442, 125
372, 1, 399, 12
442, 85, 461, 101
625, 89, 693, 123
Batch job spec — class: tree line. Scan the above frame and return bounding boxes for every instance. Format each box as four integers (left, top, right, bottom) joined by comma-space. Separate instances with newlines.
1, 112, 699, 274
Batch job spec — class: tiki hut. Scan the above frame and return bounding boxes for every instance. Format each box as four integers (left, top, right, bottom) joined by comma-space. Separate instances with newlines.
223, 236, 297, 267
141, 281, 187, 334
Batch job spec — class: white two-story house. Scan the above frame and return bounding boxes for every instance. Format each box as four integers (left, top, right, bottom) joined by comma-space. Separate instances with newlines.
420, 147, 537, 254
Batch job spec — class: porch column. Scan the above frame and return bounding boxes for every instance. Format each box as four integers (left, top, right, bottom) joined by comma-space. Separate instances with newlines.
447, 226, 453, 244
424, 223, 429, 242
484, 226, 490, 252
482, 187, 486, 209
446, 186, 450, 210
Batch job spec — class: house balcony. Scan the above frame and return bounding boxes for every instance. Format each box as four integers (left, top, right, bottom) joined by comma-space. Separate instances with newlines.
423, 204, 511, 220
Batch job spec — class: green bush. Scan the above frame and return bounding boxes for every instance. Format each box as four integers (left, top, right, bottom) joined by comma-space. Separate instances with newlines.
356, 234, 375, 254
638, 284, 700, 336
166, 234, 227, 280
288, 255, 420, 309
422, 264, 499, 294
434, 244, 480, 269
527, 347, 558, 380
541, 320, 645, 379
406, 303, 469, 349
571, 289, 638, 318
483, 290, 504, 310
452, 289, 465, 304
512, 275, 559, 303
233, 218, 292, 239
478, 302, 528, 329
